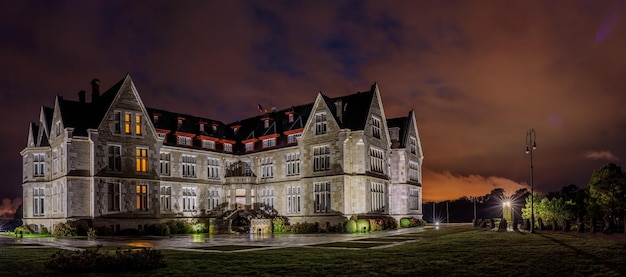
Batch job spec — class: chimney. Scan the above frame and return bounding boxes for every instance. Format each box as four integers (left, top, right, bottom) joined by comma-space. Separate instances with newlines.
91, 79, 100, 102
334, 99, 343, 123
78, 90, 86, 103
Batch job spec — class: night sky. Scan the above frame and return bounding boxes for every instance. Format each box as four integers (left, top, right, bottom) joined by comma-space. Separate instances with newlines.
2, 1, 626, 216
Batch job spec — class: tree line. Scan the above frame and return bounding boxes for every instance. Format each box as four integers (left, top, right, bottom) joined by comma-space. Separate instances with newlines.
425, 163, 626, 233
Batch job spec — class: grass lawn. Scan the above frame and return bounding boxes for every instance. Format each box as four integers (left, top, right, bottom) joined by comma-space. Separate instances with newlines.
1, 228, 626, 276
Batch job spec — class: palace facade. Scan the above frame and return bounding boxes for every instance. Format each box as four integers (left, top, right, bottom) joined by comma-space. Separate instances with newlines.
21, 75, 423, 232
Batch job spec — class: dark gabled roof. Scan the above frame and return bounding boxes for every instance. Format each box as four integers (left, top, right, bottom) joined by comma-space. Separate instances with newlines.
43, 106, 53, 132
387, 116, 409, 148
29, 122, 39, 147
226, 103, 313, 154
333, 88, 374, 130
56, 76, 126, 136
147, 108, 228, 150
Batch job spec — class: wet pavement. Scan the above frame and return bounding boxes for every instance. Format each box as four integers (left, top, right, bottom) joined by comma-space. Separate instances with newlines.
0, 226, 435, 252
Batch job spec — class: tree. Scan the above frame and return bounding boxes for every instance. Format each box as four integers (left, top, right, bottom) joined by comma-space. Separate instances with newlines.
587, 163, 626, 227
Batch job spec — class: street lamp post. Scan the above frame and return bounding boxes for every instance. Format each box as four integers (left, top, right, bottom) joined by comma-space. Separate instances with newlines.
525, 128, 537, 233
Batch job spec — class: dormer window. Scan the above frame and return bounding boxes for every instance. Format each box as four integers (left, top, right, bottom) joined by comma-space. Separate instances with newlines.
231, 125, 241, 135
153, 114, 159, 124
245, 142, 254, 152
288, 133, 301, 144
199, 123, 205, 133
224, 143, 233, 153
177, 117, 185, 129
212, 124, 218, 132
177, 136, 192, 146
202, 140, 215, 150
288, 113, 294, 123
262, 138, 276, 148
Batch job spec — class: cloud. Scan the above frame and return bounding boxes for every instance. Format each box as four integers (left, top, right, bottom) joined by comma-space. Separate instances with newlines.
422, 168, 528, 202
584, 151, 620, 161
0, 198, 22, 219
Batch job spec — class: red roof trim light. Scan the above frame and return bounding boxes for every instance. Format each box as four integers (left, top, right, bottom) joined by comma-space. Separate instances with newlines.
283, 128, 304, 135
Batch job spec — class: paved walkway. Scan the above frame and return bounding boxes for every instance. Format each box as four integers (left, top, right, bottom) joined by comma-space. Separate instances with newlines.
0, 225, 448, 252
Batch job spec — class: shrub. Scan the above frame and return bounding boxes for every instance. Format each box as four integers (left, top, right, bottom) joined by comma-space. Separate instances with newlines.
356, 219, 370, 232
166, 220, 194, 234
53, 222, 77, 237
345, 219, 357, 233
40, 226, 49, 235
46, 245, 166, 273
369, 217, 397, 231
14, 225, 34, 234
87, 228, 96, 240
289, 222, 319, 233
272, 217, 289, 233
400, 218, 412, 228
145, 224, 170, 236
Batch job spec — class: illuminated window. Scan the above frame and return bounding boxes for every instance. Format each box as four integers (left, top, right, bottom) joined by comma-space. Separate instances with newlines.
288, 113, 294, 123
177, 136, 192, 146
160, 186, 171, 211
199, 123, 205, 133
313, 145, 330, 172
409, 188, 420, 210
136, 185, 148, 211
264, 120, 269, 128
314, 181, 331, 213
315, 112, 327, 135
224, 143, 233, 153
408, 161, 419, 182
245, 142, 254, 152
182, 155, 197, 178
262, 138, 276, 148
286, 186, 301, 214
153, 114, 159, 124
207, 189, 220, 210
207, 158, 220, 179
125, 113, 132, 134
369, 147, 384, 174
261, 188, 274, 208
135, 114, 142, 135
212, 125, 217, 132
114, 111, 122, 134
286, 153, 300, 176
182, 187, 197, 211
372, 116, 381, 139
108, 183, 120, 211
33, 187, 45, 216
370, 182, 386, 212
159, 152, 170, 176
260, 157, 274, 179
410, 136, 417, 154
287, 133, 301, 144
108, 145, 121, 172
136, 148, 148, 172
33, 153, 45, 177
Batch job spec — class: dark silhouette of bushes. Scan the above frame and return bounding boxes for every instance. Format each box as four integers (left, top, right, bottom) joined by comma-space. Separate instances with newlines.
46, 245, 166, 273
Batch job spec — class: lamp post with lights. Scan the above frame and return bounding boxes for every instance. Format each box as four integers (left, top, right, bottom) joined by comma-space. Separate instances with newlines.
525, 128, 537, 233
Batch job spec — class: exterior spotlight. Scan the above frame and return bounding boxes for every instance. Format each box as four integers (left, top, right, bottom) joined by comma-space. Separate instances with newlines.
525, 146, 529, 154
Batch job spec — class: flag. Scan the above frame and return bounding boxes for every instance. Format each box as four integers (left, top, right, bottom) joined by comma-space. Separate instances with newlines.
258, 104, 264, 113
